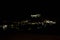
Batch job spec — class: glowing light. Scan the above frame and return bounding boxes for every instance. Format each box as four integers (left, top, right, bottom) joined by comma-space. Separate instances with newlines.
31, 23, 36, 25
36, 14, 40, 17
49, 21, 56, 24
44, 20, 50, 23
44, 20, 56, 24
3, 25, 7, 29
52, 22, 56, 24
31, 14, 41, 18
38, 22, 41, 24
41, 22, 44, 25
24, 20, 28, 22
21, 20, 28, 24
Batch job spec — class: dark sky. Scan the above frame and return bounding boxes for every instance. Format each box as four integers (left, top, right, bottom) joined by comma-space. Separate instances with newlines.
0, 2, 57, 22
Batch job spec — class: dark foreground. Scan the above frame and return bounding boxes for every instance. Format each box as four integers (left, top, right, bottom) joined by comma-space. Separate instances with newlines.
0, 32, 60, 40
8, 34, 60, 40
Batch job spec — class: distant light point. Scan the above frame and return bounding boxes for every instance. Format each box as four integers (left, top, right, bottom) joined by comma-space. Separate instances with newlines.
31, 14, 41, 18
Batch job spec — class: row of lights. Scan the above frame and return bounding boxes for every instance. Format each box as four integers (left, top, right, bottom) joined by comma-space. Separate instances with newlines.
0, 20, 56, 30
0, 24, 49, 31
20, 20, 56, 25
